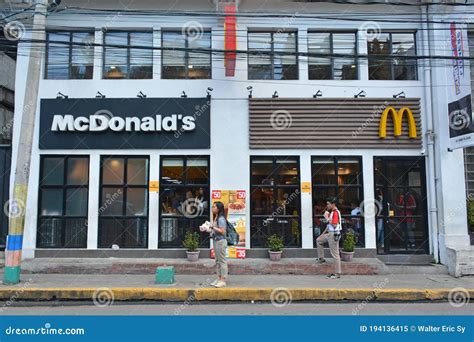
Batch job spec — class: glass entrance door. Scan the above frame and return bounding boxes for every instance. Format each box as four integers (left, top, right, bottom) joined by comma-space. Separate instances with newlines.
374, 157, 429, 254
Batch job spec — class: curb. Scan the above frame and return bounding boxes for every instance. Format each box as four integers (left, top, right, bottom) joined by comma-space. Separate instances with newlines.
0, 288, 472, 302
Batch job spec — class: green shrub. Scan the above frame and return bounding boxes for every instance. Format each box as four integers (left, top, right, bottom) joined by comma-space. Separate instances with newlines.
266, 234, 284, 252
342, 232, 356, 253
182, 231, 200, 252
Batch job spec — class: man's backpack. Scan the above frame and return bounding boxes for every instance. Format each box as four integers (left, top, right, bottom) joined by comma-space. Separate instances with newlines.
225, 219, 240, 246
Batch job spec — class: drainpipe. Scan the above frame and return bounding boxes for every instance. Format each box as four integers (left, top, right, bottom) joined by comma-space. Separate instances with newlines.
422, 3, 440, 263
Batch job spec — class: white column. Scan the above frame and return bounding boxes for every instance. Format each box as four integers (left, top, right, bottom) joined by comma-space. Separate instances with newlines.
153, 28, 161, 79
300, 153, 313, 248
363, 154, 376, 249
298, 28, 308, 82
148, 154, 159, 249
93, 30, 103, 80
87, 154, 100, 249
358, 30, 368, 81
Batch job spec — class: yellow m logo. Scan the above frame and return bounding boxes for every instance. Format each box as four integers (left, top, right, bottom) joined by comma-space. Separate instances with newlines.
379, 107, 417, 139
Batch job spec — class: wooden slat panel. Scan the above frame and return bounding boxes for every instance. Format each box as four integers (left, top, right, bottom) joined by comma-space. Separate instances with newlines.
249, 98, 422, 150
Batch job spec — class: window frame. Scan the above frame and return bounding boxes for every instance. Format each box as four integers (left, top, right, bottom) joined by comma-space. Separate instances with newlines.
45, 30, 95, 80
249, 155, 302, 248
158, 155, 211, 248
247, 30, 299, 80
367, 31, 418, 81
102, 30, 154, 80
311, 155, 365, 247
307, 30, 359, 80
98, 155, 150, 248
37, 155, 90, 248
160, 29, 212, 79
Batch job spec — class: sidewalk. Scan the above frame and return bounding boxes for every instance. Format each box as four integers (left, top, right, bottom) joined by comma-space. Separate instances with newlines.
0, 273, 472, 302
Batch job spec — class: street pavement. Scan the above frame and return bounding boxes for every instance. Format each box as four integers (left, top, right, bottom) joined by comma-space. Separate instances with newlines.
0, 302, 472, 315
2, 273, 473, 289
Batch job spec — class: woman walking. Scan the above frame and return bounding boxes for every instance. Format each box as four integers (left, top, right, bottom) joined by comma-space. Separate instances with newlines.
210, 201, 228, 288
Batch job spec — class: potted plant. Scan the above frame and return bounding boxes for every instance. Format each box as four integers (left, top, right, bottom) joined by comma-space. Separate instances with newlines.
183, 231, 200, 262
266, 234, 284, 261
341, 231, 356, 262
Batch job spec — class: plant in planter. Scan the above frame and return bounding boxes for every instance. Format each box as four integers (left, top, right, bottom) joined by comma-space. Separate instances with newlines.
183, 231, 200, 262
266, 234, 284, 261
341, 231, 356, 262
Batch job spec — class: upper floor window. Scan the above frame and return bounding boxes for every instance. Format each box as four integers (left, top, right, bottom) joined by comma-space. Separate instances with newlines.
368, 32, 417, 80
45, 31, 94, 79
103, 31, 153, 79
248, 31, 298, 80
308, 31, 358, 80
161, 30, 212, 79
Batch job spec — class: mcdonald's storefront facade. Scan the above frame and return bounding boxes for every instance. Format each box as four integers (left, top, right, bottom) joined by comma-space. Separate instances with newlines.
17, 90, 442, 261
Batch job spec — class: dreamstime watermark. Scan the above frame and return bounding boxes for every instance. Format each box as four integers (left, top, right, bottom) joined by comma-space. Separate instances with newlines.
270, 287, 292, 308
174, 100, 210, 139
98, 189, 122, 216
352, 101, 388, 138
448, 287, 470, 308
3, 20, 25, 41
360, 21, 382, 41
0, 278, 33, 313
448, 108, 471, 131
182, 21, 204, 41
263, 189, 300, 226
3, 198, 25, 219
352, 278, 389, 315
359, 198, 383, 217
181, 197, 205, 219
92, 287, 115, 308
174, 278, 213, 315
270, 110, 292, 130
5, 323, 85, 336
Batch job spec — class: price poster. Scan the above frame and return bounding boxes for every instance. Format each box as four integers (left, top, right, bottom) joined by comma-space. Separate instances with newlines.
211, 190, 247, 257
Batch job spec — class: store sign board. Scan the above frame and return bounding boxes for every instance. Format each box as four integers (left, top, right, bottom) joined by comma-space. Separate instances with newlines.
39, 97, 211, 149
301, 182, 311, 193
379, 107, 417, 139
447, 22, 474, 150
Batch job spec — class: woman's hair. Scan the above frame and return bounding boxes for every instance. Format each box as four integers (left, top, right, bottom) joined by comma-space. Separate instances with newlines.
214, 201, 226, 217
327, 197, 339, 205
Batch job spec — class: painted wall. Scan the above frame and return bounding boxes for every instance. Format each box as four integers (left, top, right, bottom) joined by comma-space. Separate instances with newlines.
11, 2, 466, 260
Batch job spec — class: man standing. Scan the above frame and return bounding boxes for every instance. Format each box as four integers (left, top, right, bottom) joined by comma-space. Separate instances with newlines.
315, 197, 342, 279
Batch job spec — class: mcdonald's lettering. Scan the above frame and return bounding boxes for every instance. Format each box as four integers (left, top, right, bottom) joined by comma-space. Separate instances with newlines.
379, 106, 417, 139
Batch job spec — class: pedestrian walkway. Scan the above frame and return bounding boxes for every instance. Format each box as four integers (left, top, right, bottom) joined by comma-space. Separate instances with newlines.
0, 273, 472, 302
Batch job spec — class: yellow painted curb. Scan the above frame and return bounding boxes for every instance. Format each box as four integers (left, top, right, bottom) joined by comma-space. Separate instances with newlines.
0, 288, 471, 302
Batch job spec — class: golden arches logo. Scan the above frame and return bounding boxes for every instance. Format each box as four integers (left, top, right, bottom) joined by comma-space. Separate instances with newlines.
379, 106, 417, 139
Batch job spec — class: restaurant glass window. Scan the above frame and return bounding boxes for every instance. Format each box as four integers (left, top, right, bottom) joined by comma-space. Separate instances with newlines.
103, 31, 153, 79
45, 31, 94, 79
312, 157, 364, 247
308, 32, 357, 80
99, 156, 149, 248
37, 156, 89, 248
159, 156, 210, 248
162, 31, 212, 79
374, 157, 428, 254
248, 31, 298, 80
250, 156, 301, 247
368, 32, 417, 80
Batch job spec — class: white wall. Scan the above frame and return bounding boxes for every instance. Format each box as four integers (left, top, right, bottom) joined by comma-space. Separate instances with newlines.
11, 3, 446, 258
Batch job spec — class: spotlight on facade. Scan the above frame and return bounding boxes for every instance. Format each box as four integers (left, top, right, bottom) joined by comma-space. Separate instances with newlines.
247, 86, 253, 99
137, 91, 147, 98
354, 90, 366, 99
96, 91, 106, 99
272, 91, 279, 99
181, 91, 188, 98
56, 92, 68, 99
393, 91, 406, 99
206, 87, 213, 98
313, 90, 322, 98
